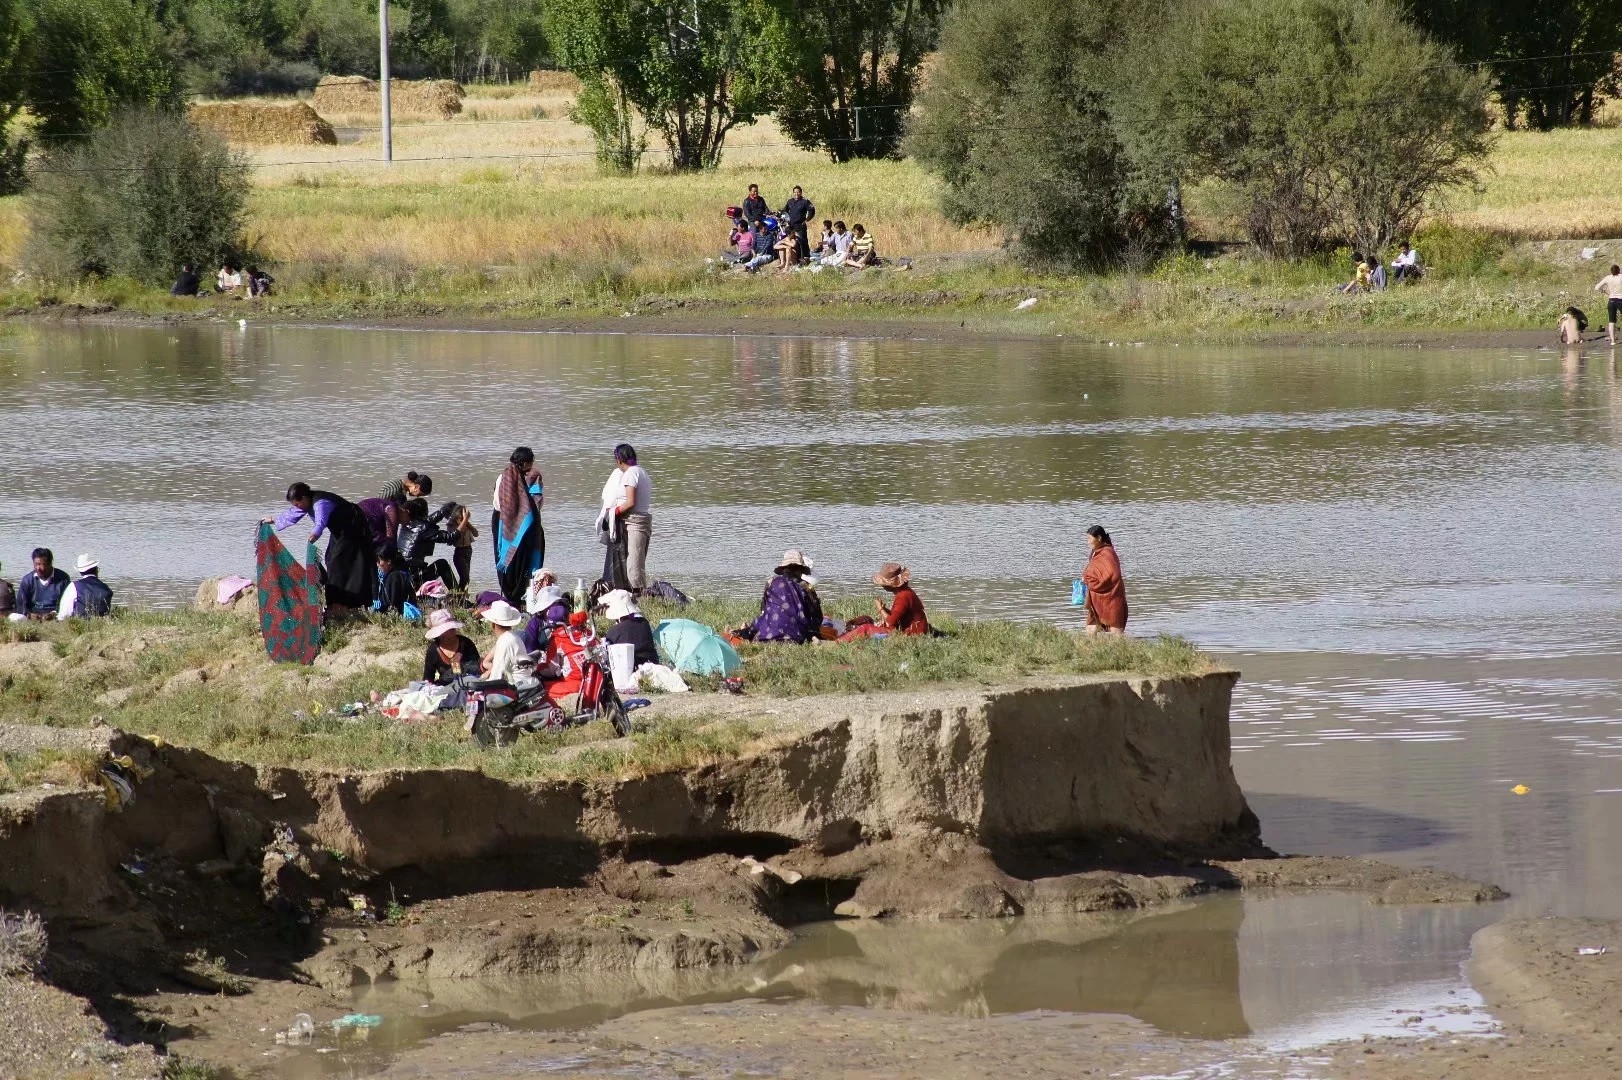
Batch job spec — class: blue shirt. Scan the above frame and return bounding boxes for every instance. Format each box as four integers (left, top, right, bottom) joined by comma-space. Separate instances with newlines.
18, 568, 70, 616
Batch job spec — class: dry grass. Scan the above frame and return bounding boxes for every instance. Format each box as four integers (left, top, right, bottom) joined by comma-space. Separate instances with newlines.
0, 910, 47, 976
1448, 128, 1622, 239
312, 75, 463, 121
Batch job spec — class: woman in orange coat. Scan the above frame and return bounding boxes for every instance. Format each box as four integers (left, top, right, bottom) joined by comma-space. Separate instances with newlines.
1082, 525, 1128, 634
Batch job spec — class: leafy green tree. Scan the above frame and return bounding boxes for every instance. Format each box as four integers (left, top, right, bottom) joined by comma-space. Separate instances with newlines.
772, 0, 945, 162
1156, 0, 1490, 255
908, 0, 1178, 269
546, 0, 789, 172
0, 0, 32, 194
1405, 0, 1622, 129
445, 0, 549, 82
401, 0, 455, 75
25, 109, 253, 284
29, 0, 182, 137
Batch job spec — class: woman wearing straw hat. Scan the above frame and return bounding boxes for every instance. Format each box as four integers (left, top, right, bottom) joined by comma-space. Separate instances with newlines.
745, 550, 823, 644
840, 562, 930, 640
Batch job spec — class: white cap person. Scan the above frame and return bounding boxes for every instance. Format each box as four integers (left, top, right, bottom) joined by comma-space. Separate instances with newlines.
58, 554, 113, 620
479, 599, 526, 682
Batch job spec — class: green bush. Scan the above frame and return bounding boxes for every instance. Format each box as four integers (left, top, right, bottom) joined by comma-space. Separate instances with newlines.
28, 0, 181, 138
24, 109, 254, 286
907, 0, 1177, 270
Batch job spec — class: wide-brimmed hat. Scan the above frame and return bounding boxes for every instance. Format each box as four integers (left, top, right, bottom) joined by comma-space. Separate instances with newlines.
872, 562, 910, 589
774, 550, 813, 574
481, 600, 523, 628
526, 584, 566, 615
597, 589, 639, 622
424, 609, 464, 640
75, 553, 99, 574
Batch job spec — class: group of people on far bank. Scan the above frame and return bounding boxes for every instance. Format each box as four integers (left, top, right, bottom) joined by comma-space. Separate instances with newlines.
724, 183, 884, 273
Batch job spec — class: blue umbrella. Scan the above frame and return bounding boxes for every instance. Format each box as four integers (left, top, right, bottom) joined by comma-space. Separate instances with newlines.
654, 619, 742, 676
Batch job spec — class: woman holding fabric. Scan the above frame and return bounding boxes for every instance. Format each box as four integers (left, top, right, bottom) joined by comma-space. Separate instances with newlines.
1081, 525, 1129, 635
270, 483, 375, 611
492, 447, 544, 606
598, 444, 651, 594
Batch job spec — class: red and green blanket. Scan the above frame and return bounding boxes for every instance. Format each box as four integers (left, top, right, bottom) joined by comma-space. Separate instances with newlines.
256, 522, 323, 664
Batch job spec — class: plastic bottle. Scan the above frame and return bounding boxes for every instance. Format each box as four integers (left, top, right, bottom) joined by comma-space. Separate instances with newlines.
289, 1013, 314, 1040
573, 577, 587, 612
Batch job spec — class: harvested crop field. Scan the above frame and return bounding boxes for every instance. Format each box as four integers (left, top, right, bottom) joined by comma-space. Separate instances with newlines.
312, 75, 464, 121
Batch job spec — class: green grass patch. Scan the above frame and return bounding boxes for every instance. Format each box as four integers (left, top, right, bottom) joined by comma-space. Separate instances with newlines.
0, 606, 1211, 780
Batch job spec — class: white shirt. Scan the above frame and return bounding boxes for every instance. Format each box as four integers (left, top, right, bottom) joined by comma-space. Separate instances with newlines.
487, 629, 525, 682
617, 465, 651, 514
56, 583, 77, 620
1597, 274, 1622, 299
1393, 249, 1417, 268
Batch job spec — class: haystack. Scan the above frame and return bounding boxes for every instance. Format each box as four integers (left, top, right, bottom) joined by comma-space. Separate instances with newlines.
528, 69, 582, 95
313, 75, 464, 119
188, 101, 338, 146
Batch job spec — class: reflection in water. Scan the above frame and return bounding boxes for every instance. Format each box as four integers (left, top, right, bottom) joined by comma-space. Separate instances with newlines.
266, 894, 1494, 1078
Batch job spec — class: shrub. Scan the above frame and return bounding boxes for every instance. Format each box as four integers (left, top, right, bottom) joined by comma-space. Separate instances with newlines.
908, 0, 1178, 270
28, 0, 182, 138
25, 109, 254, 286
0, 909, 47, 976
1154, 0, 1491, 257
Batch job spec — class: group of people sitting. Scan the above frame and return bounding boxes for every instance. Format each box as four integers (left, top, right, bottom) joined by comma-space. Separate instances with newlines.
1, 548, 114, 622
724, 183, 881, 273
1337, 242, 1424, 293
171, 262, 273, 298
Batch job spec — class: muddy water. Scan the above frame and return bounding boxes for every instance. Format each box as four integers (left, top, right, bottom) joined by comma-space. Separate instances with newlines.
6, 325, 1622, 1064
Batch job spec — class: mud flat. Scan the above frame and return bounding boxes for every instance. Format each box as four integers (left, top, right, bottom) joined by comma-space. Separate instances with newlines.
0, 670, 1506, 1077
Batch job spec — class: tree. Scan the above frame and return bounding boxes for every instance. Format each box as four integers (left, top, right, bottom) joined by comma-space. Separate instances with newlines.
0, 0, 32, 194
772, 0, 945, 162
445, 0, 549, 82
907, 0, 1178, 269
401, 0, 456, 75
1156, 0, 1490, 256
546, 0, 789, 172
1405, 0, 1622, 129
25, 109, 253, 284
29, 0, 181, 138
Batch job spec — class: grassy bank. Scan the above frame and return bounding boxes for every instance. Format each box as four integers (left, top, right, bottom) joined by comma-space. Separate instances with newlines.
2, 82, 1618, 339
0, 606, 1210, 780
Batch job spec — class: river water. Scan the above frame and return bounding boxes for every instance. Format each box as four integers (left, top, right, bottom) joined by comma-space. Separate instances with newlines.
5, 324, 1621, 1067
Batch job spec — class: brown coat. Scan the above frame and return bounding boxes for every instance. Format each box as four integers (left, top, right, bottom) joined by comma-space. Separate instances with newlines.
1083, 543, 1128, 629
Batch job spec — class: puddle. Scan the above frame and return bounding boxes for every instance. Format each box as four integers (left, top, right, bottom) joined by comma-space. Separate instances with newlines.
265, 892, 1501, 1076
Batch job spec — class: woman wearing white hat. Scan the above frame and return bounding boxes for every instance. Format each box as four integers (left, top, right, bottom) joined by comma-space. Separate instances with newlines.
744, 550, 823, 644
423, 609, 481, 685
480, 599, 527, 682
599, 589, 657, 667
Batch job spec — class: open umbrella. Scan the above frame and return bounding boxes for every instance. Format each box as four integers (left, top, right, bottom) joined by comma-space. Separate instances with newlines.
654, 618, 741, 676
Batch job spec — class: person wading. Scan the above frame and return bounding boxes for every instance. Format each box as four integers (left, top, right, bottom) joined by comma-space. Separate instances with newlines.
1081, 525, 1129, 635
493, 446, 545, 606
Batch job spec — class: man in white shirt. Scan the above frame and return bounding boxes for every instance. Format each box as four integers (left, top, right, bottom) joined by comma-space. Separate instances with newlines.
480, 600, 527, 682
822, 221, 853, 267
610, 443, 654, 592
1391, 242, 1421, 283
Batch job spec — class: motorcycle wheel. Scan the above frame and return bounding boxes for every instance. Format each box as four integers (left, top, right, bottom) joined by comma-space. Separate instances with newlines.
600, 685, 633, 738
472, 709, 519, 748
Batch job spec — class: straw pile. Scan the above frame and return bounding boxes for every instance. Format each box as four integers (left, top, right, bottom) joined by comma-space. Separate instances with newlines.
187, 101, 338, 146
528, 69, 582, 94
313, 75, 464, 119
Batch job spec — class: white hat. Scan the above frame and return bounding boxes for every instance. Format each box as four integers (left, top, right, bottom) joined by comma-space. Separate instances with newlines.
424, 609, 464, 640
526, 584, 566, 615
774, 549, 813, 574
597, 589, 639, 622
75, 553, 99, 574
481, 599, 524, 628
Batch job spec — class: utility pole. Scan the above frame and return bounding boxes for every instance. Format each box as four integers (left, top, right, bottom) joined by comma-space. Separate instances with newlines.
379, 0, 393, 162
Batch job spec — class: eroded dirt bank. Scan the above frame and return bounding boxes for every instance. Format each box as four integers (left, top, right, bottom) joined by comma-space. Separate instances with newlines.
0, 672, 1507, 1077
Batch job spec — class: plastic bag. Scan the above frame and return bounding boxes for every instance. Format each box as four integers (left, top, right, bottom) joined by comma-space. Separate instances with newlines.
1071, 579, 1088, 606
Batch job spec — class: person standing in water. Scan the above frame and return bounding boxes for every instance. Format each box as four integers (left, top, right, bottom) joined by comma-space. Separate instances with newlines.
492, 446, 544, 606
1081, 525, 1128, 635
1595, 264, 1622, 346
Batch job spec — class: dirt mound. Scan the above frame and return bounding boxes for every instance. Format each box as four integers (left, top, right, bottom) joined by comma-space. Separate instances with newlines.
1470, 918, 1622, 1035
314, 75, 464, 119
187, 101, 338, 145
192, 576, 257, 617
